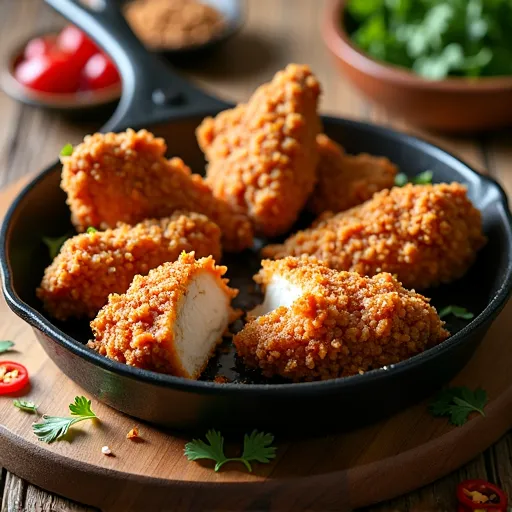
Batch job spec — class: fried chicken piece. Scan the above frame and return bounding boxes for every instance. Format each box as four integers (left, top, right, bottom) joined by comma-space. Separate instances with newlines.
89, 252, 238, 379
37, 212, 221, 321
197, 64, 322, 237
60, 128, 253, 252
263, 183, 487, 290
234, 257, 449, 382
308, 134, 398, 214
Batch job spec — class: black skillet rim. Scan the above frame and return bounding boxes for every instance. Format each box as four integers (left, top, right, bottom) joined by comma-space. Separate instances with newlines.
1, 115, 512, 396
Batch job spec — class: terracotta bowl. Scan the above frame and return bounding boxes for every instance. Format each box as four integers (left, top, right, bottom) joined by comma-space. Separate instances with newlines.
322, 0, 512, 133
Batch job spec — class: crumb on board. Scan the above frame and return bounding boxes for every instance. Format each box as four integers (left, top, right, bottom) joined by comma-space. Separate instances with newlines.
101, 446, 113, 456
127, 426, 140, 440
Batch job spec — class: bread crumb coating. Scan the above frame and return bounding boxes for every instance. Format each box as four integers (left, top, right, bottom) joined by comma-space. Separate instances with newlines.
89, 252, 238, 377
197, 64, 322, 237
263, 183, 487, 290
60, 128, 253, 252
309, 134, 397, 214
234, 257, 450, 381
37, 212, 221, 320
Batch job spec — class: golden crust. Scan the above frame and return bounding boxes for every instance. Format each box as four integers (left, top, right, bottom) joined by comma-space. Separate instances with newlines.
60, 128, 253, 252
309, 134, 397, 214
88, 252, 238, 378
233, 257, 450, 382
197, 64, 322, 237
37, 212, 221, 321
263, 183, 487, 290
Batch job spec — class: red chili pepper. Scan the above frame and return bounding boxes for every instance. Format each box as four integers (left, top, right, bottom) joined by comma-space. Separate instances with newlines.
457, 479, 508, 511
0, 361, 29, 395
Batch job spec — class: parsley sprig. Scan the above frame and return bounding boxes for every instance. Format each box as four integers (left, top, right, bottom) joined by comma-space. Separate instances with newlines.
184, 429, 277, 472
429, 386, 487, 426
0, 340, 14, 354
395, 170, 433, 187
32, 396, 98, 443
439, 305, 474, 320
14, 399, 38, 413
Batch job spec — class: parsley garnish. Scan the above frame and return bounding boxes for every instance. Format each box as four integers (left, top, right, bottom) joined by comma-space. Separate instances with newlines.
439, 305, 474, 320
86, 227, 97, 233
32, 396, 98, 443
0, 340, 14, 353
42, 234, 71, 259
429, 386, 487, 426
184, 429, 277, 472
13, 399, 38, 413
395, 170, 434, 187
60, 143, 74, 157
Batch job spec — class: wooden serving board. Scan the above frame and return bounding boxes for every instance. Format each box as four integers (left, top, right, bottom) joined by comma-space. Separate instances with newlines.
1, 178, 512, 512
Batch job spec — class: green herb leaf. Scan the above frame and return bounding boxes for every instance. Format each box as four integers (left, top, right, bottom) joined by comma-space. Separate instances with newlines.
184, 429, 277, 472
429, 386, 487, 426
32, 396, 98, 443
0, 340, 15, 353
412, 170, 433, 184
439, 305, 474, 320
13, 399, 38, 413
60, 143, 74, 157
86, 227, 97, 234
42, 234, 70, 260
394, 173, 409, 187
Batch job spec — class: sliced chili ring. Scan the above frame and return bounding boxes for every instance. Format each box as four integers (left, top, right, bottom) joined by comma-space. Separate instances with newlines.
457, 479, 508, 511
0, 361, 29, 395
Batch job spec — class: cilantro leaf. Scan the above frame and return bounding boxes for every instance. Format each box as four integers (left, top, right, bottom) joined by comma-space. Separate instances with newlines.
13, 399, 38, 413
439, 305, 474, 320
60, 143, 74, 157
86, 227, 97, 234
394, 173, 409, 187
184, 429, 277, 472
0, 340, 14, 353
394, 170, 433, 187
42, 234, 71, 260
32, 396, 98, 443
429, 386, 487, 426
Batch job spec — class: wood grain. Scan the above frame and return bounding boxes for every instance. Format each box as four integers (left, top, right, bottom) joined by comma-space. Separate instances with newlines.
1, 0, 512, 511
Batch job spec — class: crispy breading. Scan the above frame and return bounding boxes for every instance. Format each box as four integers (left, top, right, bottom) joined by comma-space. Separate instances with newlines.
263, 183, 487, 290
37, 212, 221, 321
88, 252, 238, 378
309, 134, 397, 214
197, 64, 322, 237
234, 257, 450, 381
60, 128, 253, 252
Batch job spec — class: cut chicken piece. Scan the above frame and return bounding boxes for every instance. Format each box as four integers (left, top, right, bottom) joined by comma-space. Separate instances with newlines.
234, 257, 450, 382
60, 128, 253, 252
197, 64, 322, 237
89, 252, 238, 379
309, 134, 398, 215
37, 212, 222, 321
263, 183, 487, 290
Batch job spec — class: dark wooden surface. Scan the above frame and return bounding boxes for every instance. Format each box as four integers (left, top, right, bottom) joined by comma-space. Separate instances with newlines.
1, 0, 512, 511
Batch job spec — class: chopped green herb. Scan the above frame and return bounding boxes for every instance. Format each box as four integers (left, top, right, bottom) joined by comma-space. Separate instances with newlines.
395, 170, 434, 187
184, 429, 277, 472
42, 234, 71, 259
346, 0, 512, 79
429, 386, 487, 426
32, 396, 98, 443
394, 173, 409, 187
13, 399, 38, 413
439, 305, 474, 320
0, 340, 15, 354
86, 227, 97, 234
60, 143, 74, 157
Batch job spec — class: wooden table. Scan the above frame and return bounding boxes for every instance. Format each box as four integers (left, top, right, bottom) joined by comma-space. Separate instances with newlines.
1, 0, 512, 510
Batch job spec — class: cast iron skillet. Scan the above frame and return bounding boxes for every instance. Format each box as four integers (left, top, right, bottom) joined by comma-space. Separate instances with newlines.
1, 0, 512, 435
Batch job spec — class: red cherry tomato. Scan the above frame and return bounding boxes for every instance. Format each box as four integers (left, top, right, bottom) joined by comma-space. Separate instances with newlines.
23, 35, 57, 60
15, 52, 81, 94
0, 361, 29, 395
82, 53, 120, 90
56, 25, 98, 68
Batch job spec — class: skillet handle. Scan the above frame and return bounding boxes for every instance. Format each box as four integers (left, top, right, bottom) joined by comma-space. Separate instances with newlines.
44, 0, 231, 132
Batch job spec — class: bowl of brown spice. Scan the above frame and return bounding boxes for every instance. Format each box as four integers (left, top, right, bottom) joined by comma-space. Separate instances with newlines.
123, 0, 244, 58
